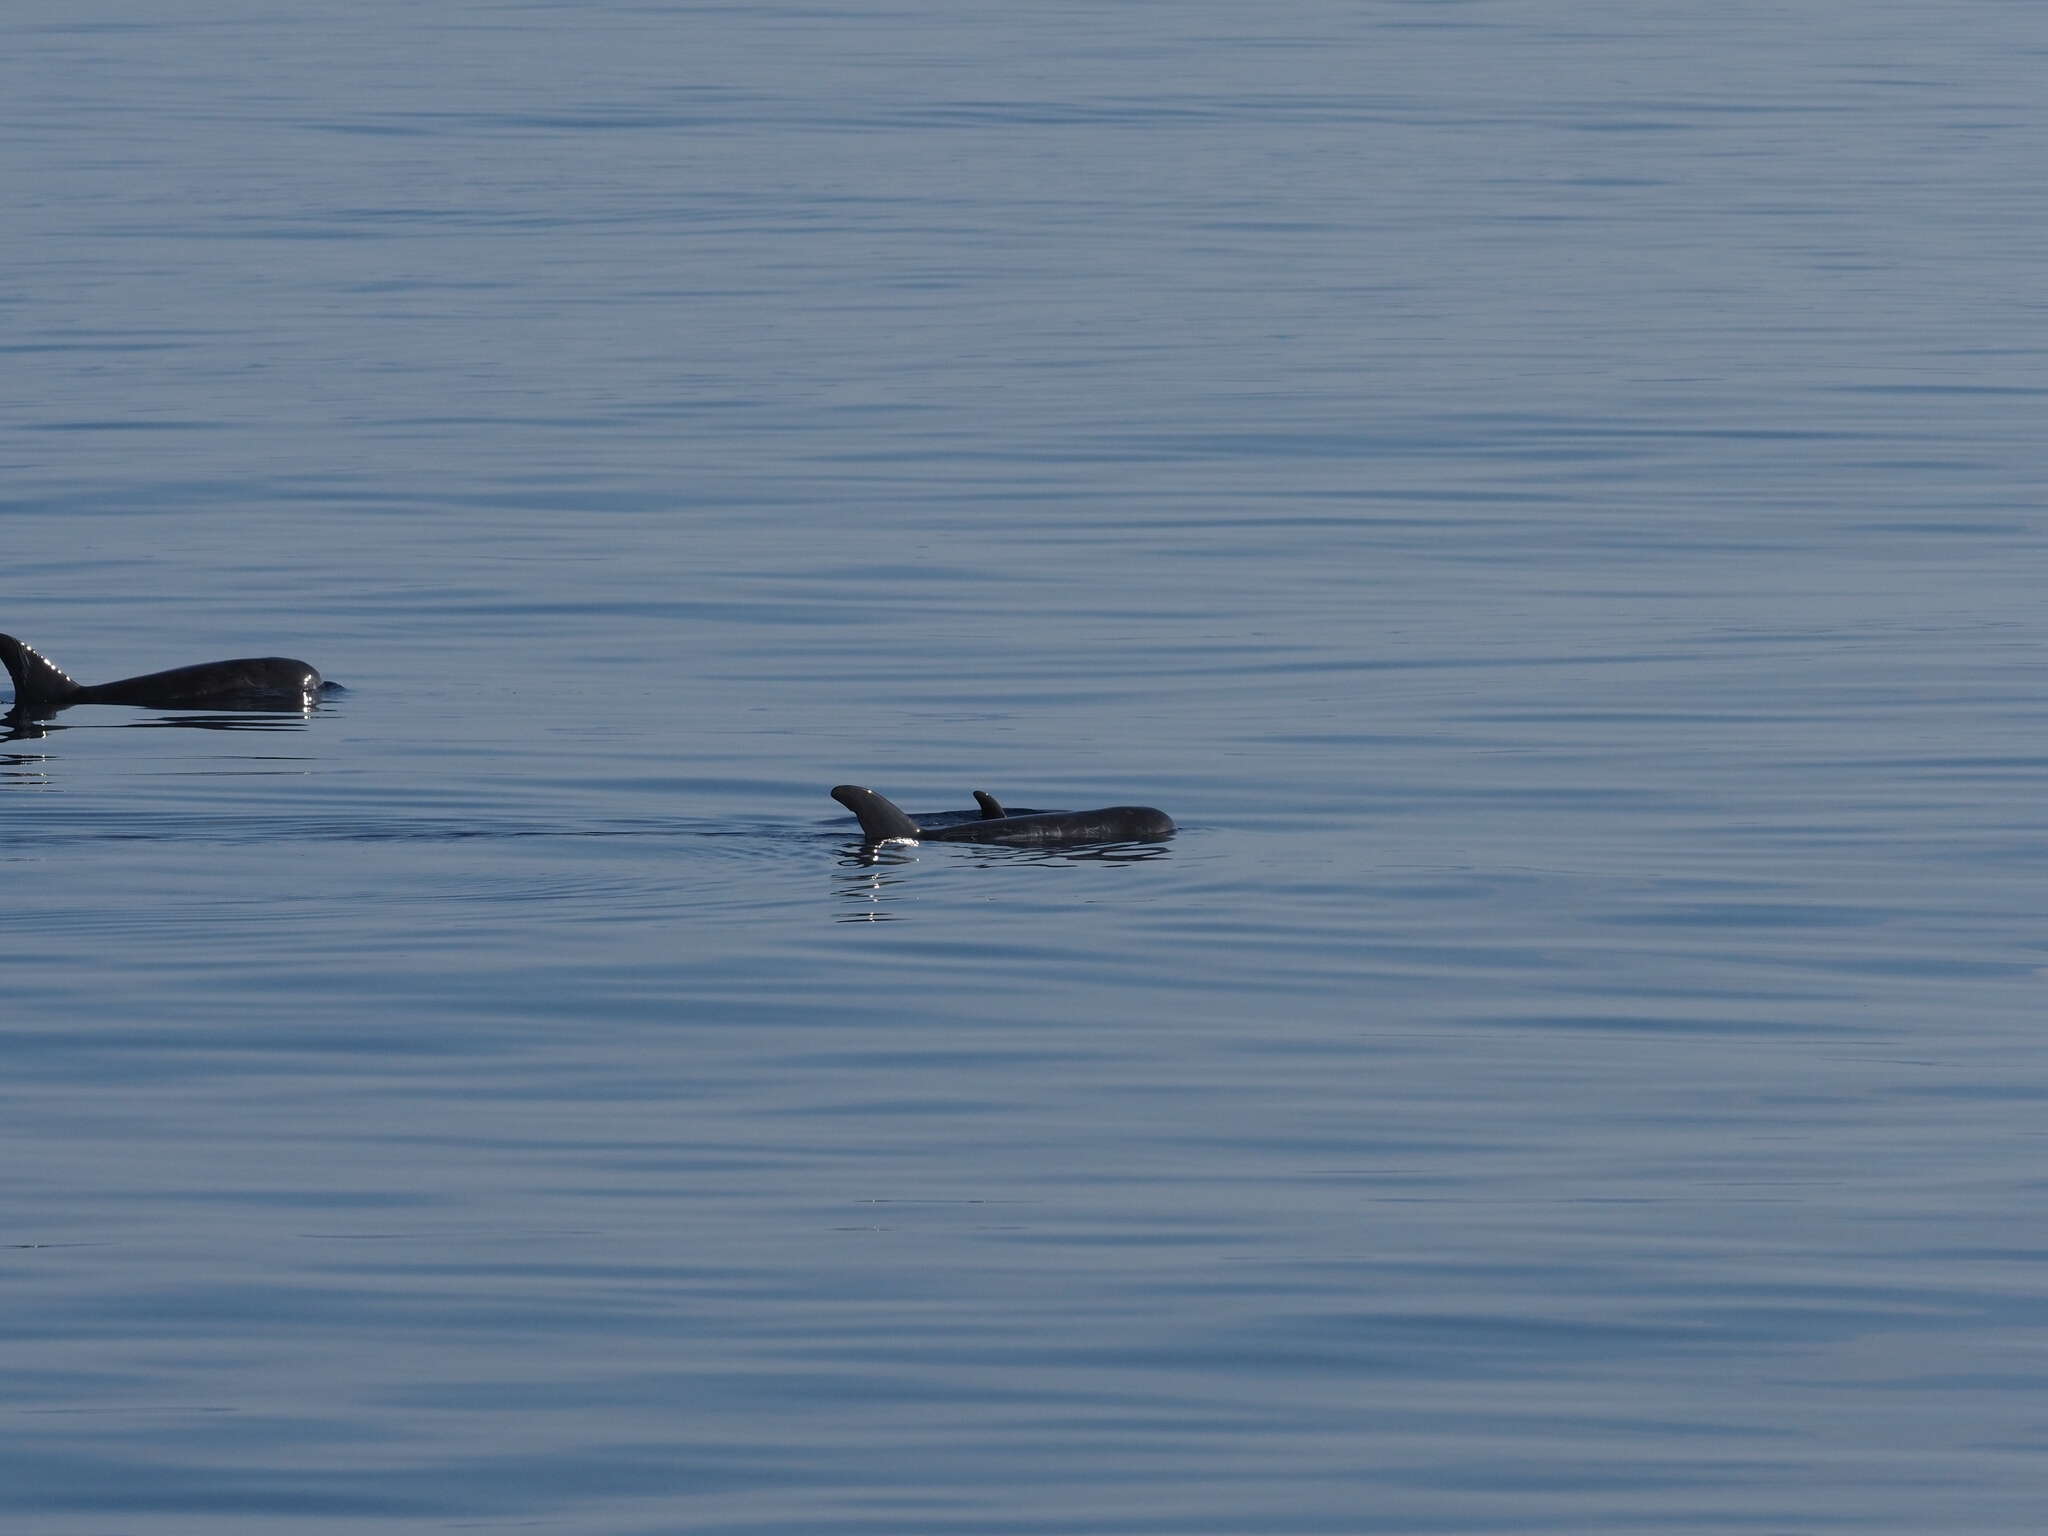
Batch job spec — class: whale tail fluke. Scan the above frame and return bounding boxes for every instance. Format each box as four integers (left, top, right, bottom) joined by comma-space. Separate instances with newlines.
972, 790, 1008, 819
832, 784, 924, 843
0, 634, 83, 706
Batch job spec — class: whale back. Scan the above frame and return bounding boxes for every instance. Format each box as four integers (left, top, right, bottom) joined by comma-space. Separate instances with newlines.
834, 783, 1173, 847
2, 635, 323, 711
924, 806, 1175, 846
75, 657, 322, 708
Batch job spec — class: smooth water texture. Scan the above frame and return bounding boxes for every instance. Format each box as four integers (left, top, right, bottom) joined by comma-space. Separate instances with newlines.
7, 3, 2048, 1531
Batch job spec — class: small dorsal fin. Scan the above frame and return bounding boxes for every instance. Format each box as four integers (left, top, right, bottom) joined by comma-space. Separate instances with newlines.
973, 790, 1008, 819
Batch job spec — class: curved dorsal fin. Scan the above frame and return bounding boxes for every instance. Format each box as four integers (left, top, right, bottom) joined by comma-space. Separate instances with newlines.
831, 785, 923, 842
972, 790, 1008, 819
0, 635, 83, 704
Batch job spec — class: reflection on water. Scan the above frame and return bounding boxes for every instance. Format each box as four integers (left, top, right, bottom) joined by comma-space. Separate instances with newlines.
2, 705, 323, 744
118, 711, 318, 732
1, 752, 53, 791
832, 836, 1176, 919
998, 843, 1175, 868
833, 855, 915, 920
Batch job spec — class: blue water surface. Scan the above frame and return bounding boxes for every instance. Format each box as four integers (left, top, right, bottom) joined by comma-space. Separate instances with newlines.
7, 2, 2048, 1531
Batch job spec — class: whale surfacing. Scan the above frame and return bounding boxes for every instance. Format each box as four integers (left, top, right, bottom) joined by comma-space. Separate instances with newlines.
1, 634, 326, 712
833, 784, 1175, 848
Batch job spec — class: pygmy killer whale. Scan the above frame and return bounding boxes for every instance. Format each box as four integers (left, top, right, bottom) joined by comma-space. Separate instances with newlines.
833, 784, 1175, 847
0, 633, 328, 712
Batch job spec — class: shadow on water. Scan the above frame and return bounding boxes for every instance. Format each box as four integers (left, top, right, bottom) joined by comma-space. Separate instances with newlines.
1, 704, 325, 744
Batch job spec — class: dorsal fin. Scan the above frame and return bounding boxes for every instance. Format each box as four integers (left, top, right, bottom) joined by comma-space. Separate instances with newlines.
0, 635, 83, 704
972, 790, 1008, 819
831, 785, 923, 842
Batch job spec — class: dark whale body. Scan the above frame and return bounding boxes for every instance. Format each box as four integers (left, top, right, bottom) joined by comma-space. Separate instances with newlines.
1, 634, 327, 712
833, 784, 1174, 848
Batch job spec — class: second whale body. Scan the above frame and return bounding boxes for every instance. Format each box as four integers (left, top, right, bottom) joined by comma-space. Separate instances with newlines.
833, 784, 1175, 847
0, 634, 328, 712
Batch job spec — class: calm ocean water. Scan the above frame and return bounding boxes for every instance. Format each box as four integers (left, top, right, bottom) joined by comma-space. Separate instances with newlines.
7, 2, 2048, 1531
